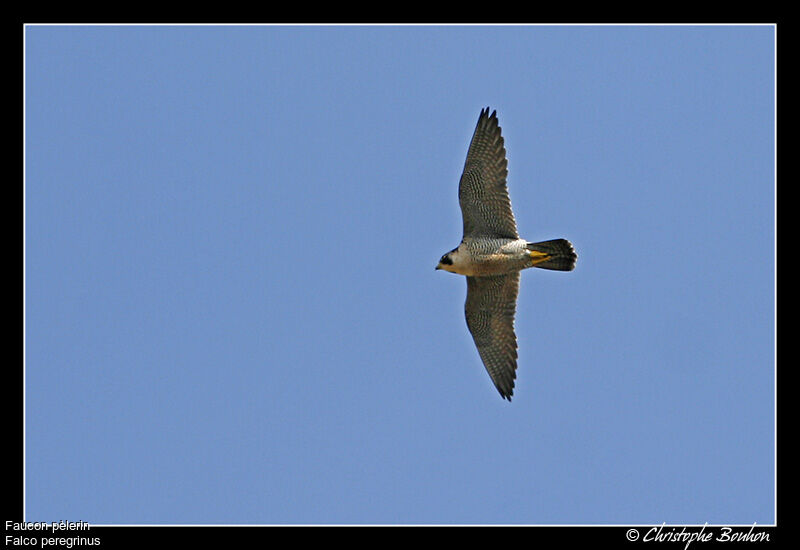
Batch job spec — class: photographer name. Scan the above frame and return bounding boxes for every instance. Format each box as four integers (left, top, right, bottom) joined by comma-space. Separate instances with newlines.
635, 523, 770, 547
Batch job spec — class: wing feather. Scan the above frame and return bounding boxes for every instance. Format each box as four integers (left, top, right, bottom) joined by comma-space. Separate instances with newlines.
458, 108, 518, 239
465, 273, 520, 400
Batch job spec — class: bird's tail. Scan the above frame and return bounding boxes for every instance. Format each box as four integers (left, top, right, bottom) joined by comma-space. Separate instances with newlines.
526, 239, 577, 271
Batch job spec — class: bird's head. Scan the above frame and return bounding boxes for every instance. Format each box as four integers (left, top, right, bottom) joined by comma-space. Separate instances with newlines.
435, 250, 457, 273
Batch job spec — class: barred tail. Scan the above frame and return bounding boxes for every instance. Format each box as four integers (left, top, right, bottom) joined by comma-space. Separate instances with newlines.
526, 239, 577, 271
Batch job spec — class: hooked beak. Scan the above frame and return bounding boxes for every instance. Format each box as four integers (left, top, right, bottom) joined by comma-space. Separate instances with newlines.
435, 264, 441, 270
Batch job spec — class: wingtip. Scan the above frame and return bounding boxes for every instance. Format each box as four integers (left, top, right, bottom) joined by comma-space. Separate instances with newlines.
477, 107, 500, 131
499, 388, 514, 402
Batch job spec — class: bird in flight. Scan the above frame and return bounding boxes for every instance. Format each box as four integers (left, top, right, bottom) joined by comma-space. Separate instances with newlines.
436, 108, 577, 401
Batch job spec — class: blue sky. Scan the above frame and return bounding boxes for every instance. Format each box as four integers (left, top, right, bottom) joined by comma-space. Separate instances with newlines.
24, 25, 775, 525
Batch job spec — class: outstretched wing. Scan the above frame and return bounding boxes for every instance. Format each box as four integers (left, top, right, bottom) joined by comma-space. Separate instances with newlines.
465, 273, 520, 400
458, 108, 518, 240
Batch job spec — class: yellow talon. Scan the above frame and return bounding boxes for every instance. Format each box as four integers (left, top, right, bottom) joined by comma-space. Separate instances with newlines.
528, 250, 551, 266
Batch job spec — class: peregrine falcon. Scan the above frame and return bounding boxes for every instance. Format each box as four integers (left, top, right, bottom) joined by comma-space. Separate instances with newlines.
436, 108, 577, 401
